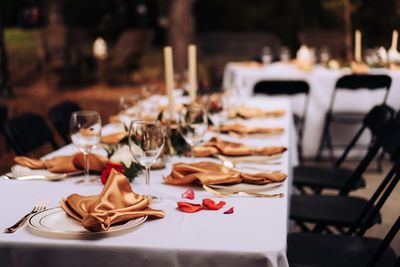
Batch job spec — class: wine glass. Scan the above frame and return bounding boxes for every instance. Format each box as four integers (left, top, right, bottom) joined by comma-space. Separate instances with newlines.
128, 120, 164, 199
209, 94, 229, 132
261, 46, 272, 64
119, 95, 140, 125
179, 104, 208, 160
70, 111, 102, 184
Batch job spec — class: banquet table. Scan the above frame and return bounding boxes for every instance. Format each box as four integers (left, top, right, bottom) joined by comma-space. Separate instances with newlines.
0, 96, 294, 267
223, 62, 400, 157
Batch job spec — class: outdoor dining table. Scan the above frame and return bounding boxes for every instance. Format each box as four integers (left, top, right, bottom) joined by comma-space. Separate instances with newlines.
223, 62, 400, 157
0, 96, 295, 267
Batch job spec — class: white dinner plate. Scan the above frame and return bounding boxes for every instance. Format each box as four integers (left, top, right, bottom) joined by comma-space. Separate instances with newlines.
208, 181, 283, 193
29, 207, 147, 237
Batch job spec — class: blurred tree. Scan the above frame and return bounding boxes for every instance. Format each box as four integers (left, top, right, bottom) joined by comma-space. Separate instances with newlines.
167, 0, 194, 75
0, 17, 13, 98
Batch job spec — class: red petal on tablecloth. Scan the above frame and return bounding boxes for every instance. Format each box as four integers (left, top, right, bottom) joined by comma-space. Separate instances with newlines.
223, 207, 234, 214
182, 189, 195, 200
177, 202, 203, 213
202, 198, 226, 210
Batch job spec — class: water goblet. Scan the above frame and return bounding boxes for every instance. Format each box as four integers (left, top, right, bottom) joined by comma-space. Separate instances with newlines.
128, 120, 164, 200
70, 111, 102, 185
179, 104, 208, 160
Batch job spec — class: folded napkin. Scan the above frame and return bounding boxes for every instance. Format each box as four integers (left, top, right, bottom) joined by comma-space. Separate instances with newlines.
233, 61, 264, 68
194, 137, 286, 157
61, 169, 165, 232
164, 161, 287, 186
216, 123, 284, 135
231, 107, 285, 119
351, 61, 369, 74
14, 153, 107, 173
101, 131, 128, 145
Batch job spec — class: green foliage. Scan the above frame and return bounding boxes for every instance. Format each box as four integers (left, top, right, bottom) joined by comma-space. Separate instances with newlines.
122, 161, 143, 182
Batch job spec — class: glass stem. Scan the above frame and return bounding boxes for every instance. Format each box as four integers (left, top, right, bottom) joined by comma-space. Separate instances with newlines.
145, 165, 151, 197
190, 145, 195, 162
83, 152, 90, 184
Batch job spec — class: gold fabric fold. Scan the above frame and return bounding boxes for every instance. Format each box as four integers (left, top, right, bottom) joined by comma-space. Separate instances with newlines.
14, 153, 107, 173
193, 137, 287, 157
61, 169, 165, 232
216, 123, 284, 135
101, 131, 128, 145
351, 61, 369, 74
232, 107, 285, 119
164, 161, 287, 186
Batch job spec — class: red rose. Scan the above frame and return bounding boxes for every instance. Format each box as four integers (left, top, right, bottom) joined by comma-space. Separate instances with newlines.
101, 162, 124, 184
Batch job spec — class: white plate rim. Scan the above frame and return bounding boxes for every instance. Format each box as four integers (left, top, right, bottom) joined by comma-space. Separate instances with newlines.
28, 207, 147, 236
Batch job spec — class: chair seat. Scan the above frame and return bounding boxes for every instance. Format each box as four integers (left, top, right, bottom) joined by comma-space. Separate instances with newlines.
293, 166, 366, 191
290, 195, 381, 227
287, 233, 397, 267
330, 112, 365, 123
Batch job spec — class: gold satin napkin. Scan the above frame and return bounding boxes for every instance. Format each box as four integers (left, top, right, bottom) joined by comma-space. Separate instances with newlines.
14, 153, 107, 173
101, 131, 128, 145
351, 61, 370, 74
61, 169, 165, 232
231, 107, 285, 119
164, 161, 287, 186
194, 137, 287, 157
216, 123, 284, 135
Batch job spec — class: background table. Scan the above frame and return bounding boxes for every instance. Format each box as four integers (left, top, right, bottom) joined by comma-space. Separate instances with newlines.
0, 97, 294, 267
223, 62, 400, 157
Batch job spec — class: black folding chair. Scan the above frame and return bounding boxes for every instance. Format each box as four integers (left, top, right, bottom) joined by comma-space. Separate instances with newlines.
253, 80, 310, 160
3, 112, 59, 155
287, 216, 400, 267
48, 100, 81, 144
290, 113, 400, 234
294, 104, 394, 194
316, 74, 392, 162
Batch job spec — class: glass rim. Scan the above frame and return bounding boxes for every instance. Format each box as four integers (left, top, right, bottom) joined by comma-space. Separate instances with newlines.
129, 119, 162, 125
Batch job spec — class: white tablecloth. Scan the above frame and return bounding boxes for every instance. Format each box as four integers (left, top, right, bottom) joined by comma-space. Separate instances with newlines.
0, 97, 294, 267
223, 62, 400, 157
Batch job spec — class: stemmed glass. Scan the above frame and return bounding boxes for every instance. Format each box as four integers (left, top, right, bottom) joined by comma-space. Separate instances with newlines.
179, 104, 208, 160
70, 111, 102, 185
119, 95, 140, 124
128, 120, 164, 199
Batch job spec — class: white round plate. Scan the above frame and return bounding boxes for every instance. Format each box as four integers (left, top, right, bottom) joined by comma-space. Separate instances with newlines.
208, 181, 283, 193
29, 207, 147, 237
11, 165, 61, 178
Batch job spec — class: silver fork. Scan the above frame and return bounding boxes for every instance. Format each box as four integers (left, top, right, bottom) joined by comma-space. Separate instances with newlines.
4, 200, 47, 233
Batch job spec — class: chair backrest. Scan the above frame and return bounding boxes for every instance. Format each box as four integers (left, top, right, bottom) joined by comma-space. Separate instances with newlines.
253, 80, 310, 96
48, 101, 81, 144
344, 113, 400, 235
335, 104, 395, 168
367, 216, 400, 267
253, 80, 310, 161
329, 75, 392, 111
3, 112, 59, 155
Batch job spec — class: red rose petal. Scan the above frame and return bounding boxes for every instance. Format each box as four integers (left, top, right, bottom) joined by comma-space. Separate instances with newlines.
182, 189, 195, 200
177, 202, 203, 213
223, 207, 234, 214
202, 198, 226, 210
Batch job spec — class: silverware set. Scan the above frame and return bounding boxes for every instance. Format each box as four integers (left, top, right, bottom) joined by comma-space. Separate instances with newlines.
4, 200, 47, 233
